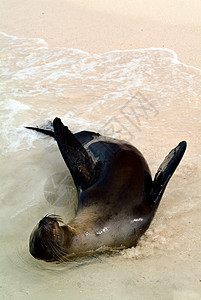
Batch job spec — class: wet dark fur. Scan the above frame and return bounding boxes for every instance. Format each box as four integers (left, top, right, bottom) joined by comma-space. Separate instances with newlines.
27, 118, 187, 262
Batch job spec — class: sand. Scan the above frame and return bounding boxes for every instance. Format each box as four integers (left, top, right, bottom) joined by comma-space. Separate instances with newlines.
1, 0, 201, 68
1, 1, 201, 299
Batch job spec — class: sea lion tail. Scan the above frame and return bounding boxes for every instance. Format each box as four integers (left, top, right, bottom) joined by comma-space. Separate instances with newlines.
25, 126, 55, 138
151, 141, 187, 207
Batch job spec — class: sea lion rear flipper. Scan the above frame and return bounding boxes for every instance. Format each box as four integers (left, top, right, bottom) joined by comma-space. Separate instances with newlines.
151, 141, 187, 207
25, 126, 100, 142
53, 118, 101, 190
25, 126, 55, 138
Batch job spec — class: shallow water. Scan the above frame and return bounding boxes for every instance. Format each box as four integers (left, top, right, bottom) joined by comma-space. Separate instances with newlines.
0, 32, 201, 299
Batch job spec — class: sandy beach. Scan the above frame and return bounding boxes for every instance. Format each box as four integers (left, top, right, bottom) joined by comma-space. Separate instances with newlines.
1, 0, 201, 68
0, 1, 201, 299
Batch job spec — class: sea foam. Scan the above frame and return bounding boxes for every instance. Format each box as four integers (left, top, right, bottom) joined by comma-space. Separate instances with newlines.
0, 32, 200, 154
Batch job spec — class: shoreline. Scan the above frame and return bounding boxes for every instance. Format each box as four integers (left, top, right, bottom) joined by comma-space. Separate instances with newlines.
1, 0, 201, 68
1, 1, 201, 299
1, 30, 201, 73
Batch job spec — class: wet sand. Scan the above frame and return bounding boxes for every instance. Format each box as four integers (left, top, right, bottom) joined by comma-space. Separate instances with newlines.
0, 1, 201, 300
1, 0, 201, 68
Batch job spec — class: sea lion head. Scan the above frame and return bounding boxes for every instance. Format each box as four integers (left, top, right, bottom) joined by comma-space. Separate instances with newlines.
29, 215, 68, 262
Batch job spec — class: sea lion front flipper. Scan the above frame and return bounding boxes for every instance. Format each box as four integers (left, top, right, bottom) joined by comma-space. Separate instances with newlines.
53, 118, 101, 190
151, 141, 187, 207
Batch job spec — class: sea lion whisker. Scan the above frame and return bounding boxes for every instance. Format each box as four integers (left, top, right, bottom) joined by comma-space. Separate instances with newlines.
45, 238, 66, 262
45, 214, 66, 225
46, 240, 72, 263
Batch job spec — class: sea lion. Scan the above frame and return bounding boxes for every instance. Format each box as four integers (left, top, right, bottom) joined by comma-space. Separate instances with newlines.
27, 118, 186, 262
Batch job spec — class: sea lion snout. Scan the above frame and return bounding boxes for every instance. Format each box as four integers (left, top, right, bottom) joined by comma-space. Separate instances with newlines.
29, 215, 65, 261
39, 216, 50, 227
39, 216, 59, 233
